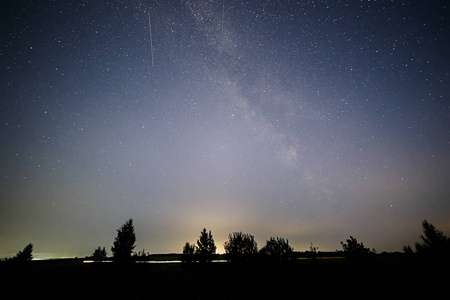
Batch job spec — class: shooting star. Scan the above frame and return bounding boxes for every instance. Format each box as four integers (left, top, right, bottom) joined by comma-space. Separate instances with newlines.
148, 11, 154, 67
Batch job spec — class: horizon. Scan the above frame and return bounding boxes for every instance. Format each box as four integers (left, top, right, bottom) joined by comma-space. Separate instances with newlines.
1, 219, 439, 260
1, 1, 449, 260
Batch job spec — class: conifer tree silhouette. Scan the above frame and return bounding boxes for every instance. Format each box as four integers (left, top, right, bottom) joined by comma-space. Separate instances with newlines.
111, 219, 136, 263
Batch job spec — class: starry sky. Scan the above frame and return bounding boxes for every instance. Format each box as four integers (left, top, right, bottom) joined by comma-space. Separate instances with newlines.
1, 0, 449, 259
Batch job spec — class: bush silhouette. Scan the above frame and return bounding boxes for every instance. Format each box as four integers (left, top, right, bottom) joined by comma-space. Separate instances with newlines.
133, 249, 150, 263
340, 236, 375, 263
259, 237, 293, 260
224, 232, 258, 262
182, 242, 196, 263
92, 246, 107, 262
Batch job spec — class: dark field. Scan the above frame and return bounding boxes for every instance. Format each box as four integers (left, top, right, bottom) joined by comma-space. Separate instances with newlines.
1, 255, 445, 299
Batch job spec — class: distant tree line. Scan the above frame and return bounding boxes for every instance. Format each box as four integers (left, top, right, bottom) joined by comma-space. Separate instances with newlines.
87, 219, 450, 264
180, 229, 295, 263
2, 219, 449, 264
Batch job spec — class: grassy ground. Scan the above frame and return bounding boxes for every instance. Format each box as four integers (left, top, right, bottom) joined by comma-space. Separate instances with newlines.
1, 255, 445, 299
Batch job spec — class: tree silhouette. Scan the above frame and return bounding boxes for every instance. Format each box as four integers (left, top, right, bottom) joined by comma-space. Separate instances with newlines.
12, 243, 33, 262
196, 228, 216, 263
111, 219, 136, 263
224, 232, 258, 262
259, 237, 293, 260
340, 236, 375, 263
182, 242, 196, 263
92, 246, 107, 262
404, 220, 450, 256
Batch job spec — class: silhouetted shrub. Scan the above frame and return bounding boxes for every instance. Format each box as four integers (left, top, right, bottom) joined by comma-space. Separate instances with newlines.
340, 236, 375, 263
92, 246, 107, 262
111, 219, 136, 263
133, 249, 150, 263
182, 242, 196, 263
224, 232, 258, 262
196, 228, 216, 263
260, 237, 293, 261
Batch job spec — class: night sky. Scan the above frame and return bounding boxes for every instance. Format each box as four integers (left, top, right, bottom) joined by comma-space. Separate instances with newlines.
1, 0, 449, 259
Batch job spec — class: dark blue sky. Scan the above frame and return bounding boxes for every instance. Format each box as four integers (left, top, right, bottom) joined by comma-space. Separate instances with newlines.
1, 0, 449, 259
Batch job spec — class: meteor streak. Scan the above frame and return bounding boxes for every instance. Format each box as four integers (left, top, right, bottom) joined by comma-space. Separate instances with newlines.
148, 11, 154, 67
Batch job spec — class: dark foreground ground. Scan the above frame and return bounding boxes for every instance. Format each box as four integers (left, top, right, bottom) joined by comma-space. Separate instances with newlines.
1, 255, 446, 299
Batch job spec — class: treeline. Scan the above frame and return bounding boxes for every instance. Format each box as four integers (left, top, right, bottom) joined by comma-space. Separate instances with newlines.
88, 219, 450, 264
182, 230, 295, 263
3, 219, 449, 264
